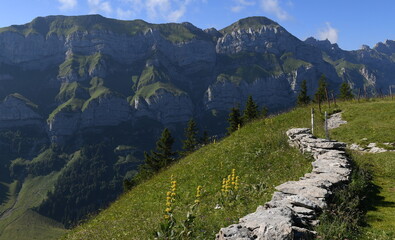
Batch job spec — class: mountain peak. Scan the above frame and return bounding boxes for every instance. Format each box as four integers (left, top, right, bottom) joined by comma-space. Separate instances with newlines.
220, 16, 281, 34
373, 39, 395, 55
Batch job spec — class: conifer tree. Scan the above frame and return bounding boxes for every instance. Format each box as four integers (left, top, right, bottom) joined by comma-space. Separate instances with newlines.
261, 106, 268, 118
200, 130, 209, 145
227, 107, 242, 134
339, 81, 354, 100
182, 118, 199, 154
314, 75, 328, 103
297, 79, 310, 106
144, 128, 175, 172
243, 95, 259, 122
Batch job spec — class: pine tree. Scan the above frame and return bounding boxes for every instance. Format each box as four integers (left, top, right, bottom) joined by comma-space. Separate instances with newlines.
297, 79, 310, 106
314, 75, 328, 103
261, 106, 268, 118
243, 96, 259, 122
227, 107, 242, 134
200, 130, 209, 145
339, 81, 354, 100
144, 128, 175, 172
182, 118, 199, 154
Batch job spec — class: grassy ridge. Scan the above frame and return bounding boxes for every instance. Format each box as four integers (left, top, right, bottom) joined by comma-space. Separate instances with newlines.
0, 173, 66, 240
63, 106, 316, 239
329, 99, 395, 239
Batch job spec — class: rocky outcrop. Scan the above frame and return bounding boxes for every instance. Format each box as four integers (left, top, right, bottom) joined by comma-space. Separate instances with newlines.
81, 95, 131, 128
204, 75, 295, 112
0, 94, 43, 128
48, 94, 132, 143
2, 15, 395, 139
132, 90, 193, 124
217, 128, 351, 240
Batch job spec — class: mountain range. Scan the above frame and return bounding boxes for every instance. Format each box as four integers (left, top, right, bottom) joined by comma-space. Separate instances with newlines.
1, 14, 395, 237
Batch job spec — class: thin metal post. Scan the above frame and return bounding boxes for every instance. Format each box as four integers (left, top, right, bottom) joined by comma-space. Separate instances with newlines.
311, 108, 314, 135
325, 111, 329, 140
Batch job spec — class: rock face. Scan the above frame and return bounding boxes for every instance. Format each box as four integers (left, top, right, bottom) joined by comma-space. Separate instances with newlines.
0, 94, 43, 128
1, 15, 395, 142
217, 128, 351, 240
48, 94, 132, 143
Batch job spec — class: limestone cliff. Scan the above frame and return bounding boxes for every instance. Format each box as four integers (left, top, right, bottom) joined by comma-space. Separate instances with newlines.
0, 15, 395, 142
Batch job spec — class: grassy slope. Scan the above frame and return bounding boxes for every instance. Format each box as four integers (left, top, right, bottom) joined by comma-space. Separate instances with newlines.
329, 99, 395, 239
63, 106, 316, 239
0, 172, 66, 240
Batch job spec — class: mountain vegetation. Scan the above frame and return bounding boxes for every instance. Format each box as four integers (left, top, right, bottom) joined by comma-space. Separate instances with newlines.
0, 14, 395, 239
62, 98, 395, 240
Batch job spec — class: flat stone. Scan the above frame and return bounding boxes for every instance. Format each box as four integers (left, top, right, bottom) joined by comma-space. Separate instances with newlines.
218, 207, 295, 240
367, 143, 377, 148
292, 226, 316, 240
286, 128, 311, 137
216, 224, 250, 240
312, 166, 351, 176
292, 206, 315, 215
312, 160, 350, 169
275, 182, 329, 199
303, 172, 349, 184
369, 147, 387, 153
349, 143, 365, 151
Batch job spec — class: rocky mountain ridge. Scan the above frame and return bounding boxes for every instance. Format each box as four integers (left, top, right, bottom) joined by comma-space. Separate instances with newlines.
1, 15, 395, 144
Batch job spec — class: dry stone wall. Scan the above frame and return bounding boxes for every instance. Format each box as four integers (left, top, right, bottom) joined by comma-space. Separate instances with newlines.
216, 128, 351, 240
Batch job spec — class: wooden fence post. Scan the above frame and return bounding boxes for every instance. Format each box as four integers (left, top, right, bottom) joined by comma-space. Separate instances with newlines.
325, 111, 329, 140
311, 108, 314, 135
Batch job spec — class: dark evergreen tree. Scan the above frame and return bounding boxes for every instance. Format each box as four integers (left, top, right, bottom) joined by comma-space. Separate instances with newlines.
314, 75, 328, 103
297, 79, 310, 106
243, 95, 259, 122
261, 106, 268, 118
227, 107, 243, 134
153, 128, 176, 167
200, 130, 209, 145
182, 118, 199, 154
144, 128, 176, 172
339, 81, 354, 100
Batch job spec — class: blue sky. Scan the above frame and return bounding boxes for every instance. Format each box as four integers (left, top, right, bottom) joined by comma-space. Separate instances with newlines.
0, 0, 394, 50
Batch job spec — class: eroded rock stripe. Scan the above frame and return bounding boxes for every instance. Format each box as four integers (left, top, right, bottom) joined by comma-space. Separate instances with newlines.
216, 128, 351, 240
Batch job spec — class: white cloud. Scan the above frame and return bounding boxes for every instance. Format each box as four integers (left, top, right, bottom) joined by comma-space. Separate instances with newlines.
58, 0, 77, 11
123, 0, 200, 22
318, 22, 339, 43
260, 0, 290, 21
88, 0, 113, 14
231, 0, 255, 13
117, 8, 133, 19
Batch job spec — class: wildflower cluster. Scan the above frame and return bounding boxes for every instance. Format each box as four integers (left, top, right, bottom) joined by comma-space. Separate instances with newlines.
156, 176, 201, 239
164, 175, 177, 219
194, 185, 202, 204
221, 169, 240, 195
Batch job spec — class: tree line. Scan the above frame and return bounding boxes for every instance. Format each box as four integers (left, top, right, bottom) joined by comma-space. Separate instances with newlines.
124, 95, 267, 190
297, 75, 354, 107
125, 76, 355, 190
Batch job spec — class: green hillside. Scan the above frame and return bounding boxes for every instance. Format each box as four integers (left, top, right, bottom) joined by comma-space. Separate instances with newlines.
63, 106, 319, 239
0, 173, 66, 240
62, 99, 395, 240
329, 100, 395, 239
